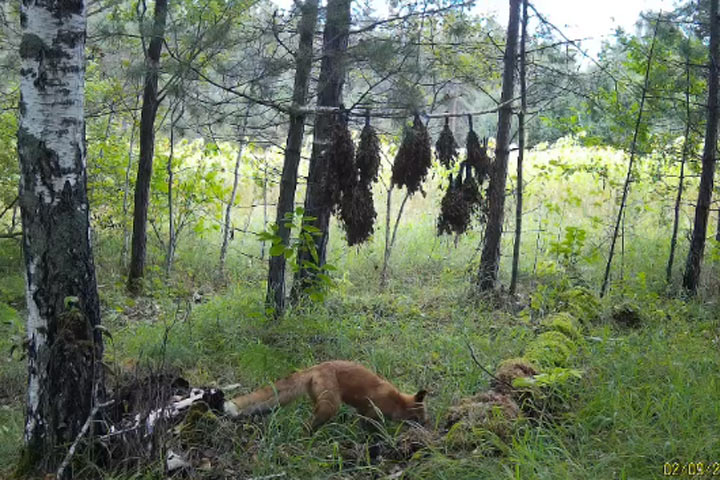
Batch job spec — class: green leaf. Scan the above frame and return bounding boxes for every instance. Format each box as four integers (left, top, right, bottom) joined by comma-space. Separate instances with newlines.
316, 273, 332, 284
256, 231, 276, 242
269, 244, 285, 257
309, 243, 319, 264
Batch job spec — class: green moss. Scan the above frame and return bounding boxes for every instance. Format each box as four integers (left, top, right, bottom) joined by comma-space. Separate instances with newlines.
558, 287, 601, 323
611, 301, 644, 328
494, 357, 538, 391
443, 403, 516, 454
541, 312, 582, 340
524, 331, 578, 368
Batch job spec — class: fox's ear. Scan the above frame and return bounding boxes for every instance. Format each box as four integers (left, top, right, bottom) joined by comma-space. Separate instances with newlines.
414, 390, 428, 403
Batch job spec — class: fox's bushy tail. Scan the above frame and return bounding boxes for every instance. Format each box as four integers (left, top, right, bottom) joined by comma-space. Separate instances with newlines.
227, 370, 311, 416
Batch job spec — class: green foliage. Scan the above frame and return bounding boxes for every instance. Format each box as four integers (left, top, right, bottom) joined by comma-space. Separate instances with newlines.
610, 300, 645, 328
524, 331, 578, 368
513, 367, 583, 390
530, 280, 601, 324
443, 414, 512, 455
541, 312, 582, 340
548, 226, 586, 269
260, 207, 336, 303
0, 109, 18, 211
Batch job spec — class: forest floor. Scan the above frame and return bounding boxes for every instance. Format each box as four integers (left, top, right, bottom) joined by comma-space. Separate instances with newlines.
1, 229, 719, 480
1, 141, 720, 479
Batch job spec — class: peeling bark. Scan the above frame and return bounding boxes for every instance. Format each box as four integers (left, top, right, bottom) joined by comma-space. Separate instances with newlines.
18, 0, 103, 475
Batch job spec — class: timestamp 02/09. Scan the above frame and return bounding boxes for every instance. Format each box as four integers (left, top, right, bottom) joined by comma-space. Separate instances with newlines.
663, 462, 720, 476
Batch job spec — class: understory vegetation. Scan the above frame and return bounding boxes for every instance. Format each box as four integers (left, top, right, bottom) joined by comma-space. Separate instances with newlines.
2, 140, 719, 479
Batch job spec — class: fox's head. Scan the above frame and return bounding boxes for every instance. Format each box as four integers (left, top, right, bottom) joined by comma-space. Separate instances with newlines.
400, 390, 428, 424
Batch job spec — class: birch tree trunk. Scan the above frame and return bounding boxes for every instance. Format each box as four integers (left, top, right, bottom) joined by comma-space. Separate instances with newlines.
128, 0, 169, 293
476, 0, 521, 291
266, 0, 319, 314
293, 0, 352, 297
17, 0, 103, 474
683, 0, 719, 294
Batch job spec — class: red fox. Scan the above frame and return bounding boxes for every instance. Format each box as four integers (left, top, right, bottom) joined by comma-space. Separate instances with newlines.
223, 360, 427, 429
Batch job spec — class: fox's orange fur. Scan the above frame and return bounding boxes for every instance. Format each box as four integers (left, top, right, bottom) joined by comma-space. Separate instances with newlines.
224, 360, 427, 429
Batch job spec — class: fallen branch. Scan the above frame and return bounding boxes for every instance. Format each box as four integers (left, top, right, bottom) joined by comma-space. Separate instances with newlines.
247, 473, 287, 480
56, 399, 115, 480
464, 339, 515, 392
101, 387, 223, 441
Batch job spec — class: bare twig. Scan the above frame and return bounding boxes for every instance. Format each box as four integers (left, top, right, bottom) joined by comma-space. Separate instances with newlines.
0, 196, 18, 221
56, 400, 115, 480
465, 340, 515, 391
600, 13, 662, 297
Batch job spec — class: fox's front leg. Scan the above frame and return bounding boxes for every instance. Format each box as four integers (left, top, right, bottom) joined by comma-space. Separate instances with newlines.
308, 378, 340, 430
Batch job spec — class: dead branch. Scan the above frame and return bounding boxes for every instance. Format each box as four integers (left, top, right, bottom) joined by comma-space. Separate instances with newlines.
464, 339, 515, 392
56, 400, 115, 480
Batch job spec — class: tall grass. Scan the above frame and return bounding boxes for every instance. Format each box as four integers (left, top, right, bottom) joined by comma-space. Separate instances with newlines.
1, 138, 719, 478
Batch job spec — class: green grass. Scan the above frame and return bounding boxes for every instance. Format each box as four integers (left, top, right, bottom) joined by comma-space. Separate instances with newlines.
1, 140, 720, 478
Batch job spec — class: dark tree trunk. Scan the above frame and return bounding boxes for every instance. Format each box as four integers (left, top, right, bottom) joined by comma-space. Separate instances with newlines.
18, 0, 104, 475
684, 0, 719, 294
293, 0, 352, 297
128, 0, 169, 294
667, 47, 692, 284
477, 0, 521, 291
509, 0, 528, 296
266, 0, 319, 314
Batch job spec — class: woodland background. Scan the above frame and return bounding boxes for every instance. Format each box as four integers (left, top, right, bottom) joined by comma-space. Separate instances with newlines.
1, 0, 720, 478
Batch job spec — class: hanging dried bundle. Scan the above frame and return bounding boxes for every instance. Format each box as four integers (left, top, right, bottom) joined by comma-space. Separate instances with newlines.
391, 113, 432, 195
461, 174, 481, 213
355, 117, 381, 186
463, 159, 489, 223
437, 160, 489, 236
465, 115, 492, 182
339, 182, 377, 246
437, 173, 473, 235
435, 117, 459, 168
325, 114, 356, 211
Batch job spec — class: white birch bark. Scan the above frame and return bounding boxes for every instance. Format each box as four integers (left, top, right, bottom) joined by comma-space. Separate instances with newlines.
18, 0, 103, 471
